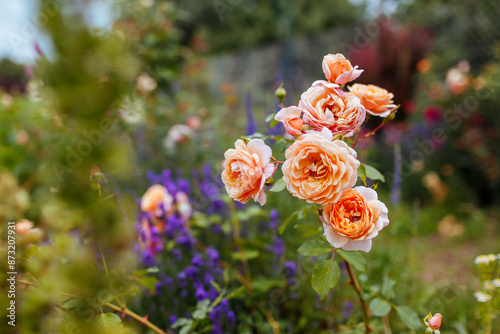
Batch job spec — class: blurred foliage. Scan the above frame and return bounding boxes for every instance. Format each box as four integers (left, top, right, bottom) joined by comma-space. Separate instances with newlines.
174, 0, 365, 53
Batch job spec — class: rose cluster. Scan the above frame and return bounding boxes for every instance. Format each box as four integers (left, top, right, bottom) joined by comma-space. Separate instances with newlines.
222, 53, 396, 252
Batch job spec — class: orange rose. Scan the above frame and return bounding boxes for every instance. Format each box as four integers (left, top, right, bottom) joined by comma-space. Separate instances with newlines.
349, 84, 397, 117
322, 53, 363, 84
141, 184, 173, 215
299, 81, 366, 137
322, 186, 389, 252
282, 132, 359, 205
221, 139, 274, 206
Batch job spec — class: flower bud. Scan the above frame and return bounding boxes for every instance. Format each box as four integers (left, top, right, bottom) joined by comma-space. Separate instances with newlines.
426, 328, 433, 334
428, 313, 442, 330
275, 84, 286, 104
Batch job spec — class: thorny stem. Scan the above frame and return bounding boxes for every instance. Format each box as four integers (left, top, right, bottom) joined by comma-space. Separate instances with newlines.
344, 260, 370, 334
105, 303, 168, 334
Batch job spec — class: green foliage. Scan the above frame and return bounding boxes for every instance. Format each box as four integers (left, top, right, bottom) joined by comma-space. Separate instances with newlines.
311, 259, 340, 300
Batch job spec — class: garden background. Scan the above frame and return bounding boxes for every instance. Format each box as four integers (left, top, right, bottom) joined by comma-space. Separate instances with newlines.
0, 0, 499, 333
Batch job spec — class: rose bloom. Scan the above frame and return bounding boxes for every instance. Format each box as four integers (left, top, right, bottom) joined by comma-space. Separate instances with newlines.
428, 313, 442, 330
349, 84, 397, 117
282, 132, 359, 205
322, 53, 363, 84
141, 184, 173, 216
221, 139, 274, 206
322, 186, 389, 252
299, 80, 366, 137
16, 219, 34, 235
275, 106, 303, 136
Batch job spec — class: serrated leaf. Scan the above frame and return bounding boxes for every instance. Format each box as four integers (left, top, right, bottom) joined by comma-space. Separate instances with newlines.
337, 249, 366, 271
357, 164, 367, 186
369, 298, 391, 317
363, 163, 385, 182
396, 306, 422, 331
275, 138, 288, 152
312, 260, 340, 300
298, 238, 332, 256
269, 178, 286, 192
95, 313, 123, 332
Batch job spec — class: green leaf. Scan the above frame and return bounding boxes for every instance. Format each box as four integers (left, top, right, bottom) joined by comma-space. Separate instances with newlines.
251, 277, 285, 293
396, 306, 422, 331
193, 299, 212, 320
363, 163, 385, 182
133, 266, 159, 277
98, 284, 140, 305
226, 286, 246, 299
95, 313, 123, 332
210, 280, 222, 292
136, 276, 158, 292
270, 119, 280, 128
275, 138, 288, 152
265, 113, 275, 122
298, 238, 332, 257
311, 260, 340, 300
61, 298, 81, 309
357, 164, 367, 186
381, 276, 396, 299
269, 178, 286, 192
369, 298, 391, 317
172, 318, 193, 334
231, 249, 260, 260
337, 249, 367, 271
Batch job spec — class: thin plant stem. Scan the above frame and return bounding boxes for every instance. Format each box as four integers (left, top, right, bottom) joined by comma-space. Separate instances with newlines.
228, 201, 253, 292
344, 260, 370, 334
105, 302, 168, 334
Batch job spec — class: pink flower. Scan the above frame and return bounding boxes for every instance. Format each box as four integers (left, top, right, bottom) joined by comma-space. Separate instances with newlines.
322, 53, 363, 84
428, 313, 442, 330
322, 186, 389, 252
299, 80, 366, 137
275, 106, 303, 136
221, 139, 274, 206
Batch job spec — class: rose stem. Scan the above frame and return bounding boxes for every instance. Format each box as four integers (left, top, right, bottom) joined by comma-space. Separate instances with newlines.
105, 302, 168, 334
344, 260, 370, 334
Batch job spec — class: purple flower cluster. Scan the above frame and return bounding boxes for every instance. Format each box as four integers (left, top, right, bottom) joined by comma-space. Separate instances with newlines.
136, 168, 236, 333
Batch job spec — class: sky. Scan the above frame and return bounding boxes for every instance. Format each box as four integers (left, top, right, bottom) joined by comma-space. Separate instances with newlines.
0, 0, 113, 64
